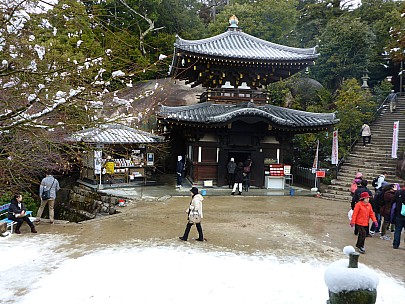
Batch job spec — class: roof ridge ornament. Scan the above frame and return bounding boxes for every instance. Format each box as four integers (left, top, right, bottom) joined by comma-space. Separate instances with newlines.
228, 15, 239, 30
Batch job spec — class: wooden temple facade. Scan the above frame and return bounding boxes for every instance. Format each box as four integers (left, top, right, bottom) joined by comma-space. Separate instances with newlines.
157, 16, 339, 187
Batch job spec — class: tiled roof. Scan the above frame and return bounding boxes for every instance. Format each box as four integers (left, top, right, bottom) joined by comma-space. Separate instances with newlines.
175, 29, 318, 61
158, 102, 338, 129
70, 124, 163, 144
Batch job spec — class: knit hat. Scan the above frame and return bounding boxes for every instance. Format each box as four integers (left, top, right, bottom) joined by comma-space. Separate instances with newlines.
360, 192, 371, 200
190, 187, 199, 195
355, 172, 363, 179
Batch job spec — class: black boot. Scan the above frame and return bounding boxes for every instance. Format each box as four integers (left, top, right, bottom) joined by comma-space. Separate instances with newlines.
30, 226, 37, 233
238, 191, 242, 195
231, 192, 235, 195
180, 223, 192, 241
196, 223, 204, 241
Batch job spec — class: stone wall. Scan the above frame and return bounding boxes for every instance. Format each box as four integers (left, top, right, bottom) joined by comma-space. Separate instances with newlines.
59, 184, 131, 222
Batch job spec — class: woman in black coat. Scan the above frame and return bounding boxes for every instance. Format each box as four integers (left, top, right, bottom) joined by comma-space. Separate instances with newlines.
231, 162, 244, 195
8, 193, 37, 234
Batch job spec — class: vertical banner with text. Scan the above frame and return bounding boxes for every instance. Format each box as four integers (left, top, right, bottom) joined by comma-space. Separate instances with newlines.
392, 121, 399, 159
331, 130, 338, 165
94, 150, 102, 174
312, 140, 319, 173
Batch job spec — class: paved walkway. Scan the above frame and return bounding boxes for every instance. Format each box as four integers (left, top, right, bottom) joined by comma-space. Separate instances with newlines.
79, 174, 315, 200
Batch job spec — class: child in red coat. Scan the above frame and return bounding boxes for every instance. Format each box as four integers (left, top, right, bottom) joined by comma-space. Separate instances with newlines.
350, 192, 378, 253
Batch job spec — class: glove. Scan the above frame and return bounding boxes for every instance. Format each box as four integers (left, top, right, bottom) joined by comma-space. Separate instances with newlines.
350, 223, 354, 228
374, 222, 378, 228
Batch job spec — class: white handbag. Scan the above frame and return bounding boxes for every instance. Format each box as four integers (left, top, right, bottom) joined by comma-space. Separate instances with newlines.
188, 209, 201, 224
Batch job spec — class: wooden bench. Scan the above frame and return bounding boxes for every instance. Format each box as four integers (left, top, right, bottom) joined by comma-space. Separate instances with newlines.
0, 203, 33, 235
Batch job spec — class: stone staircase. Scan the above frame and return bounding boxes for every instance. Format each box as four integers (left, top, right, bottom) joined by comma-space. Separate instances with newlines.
322, 96, 405, 201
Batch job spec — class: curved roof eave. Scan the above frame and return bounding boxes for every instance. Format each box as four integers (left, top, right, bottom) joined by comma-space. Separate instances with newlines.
174, 31, 318, 61
158, 103, 339, 128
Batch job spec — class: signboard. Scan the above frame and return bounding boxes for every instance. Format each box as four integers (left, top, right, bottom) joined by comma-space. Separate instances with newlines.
316, 170, 326, 178
312, 140, 319, 173
94, 150, 102, 174
331, 130, 338, 165
392, 121, 399, 159
147, 153, 154, 166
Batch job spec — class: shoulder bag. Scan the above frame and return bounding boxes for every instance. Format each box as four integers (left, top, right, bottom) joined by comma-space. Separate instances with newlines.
41, 178, 55, 200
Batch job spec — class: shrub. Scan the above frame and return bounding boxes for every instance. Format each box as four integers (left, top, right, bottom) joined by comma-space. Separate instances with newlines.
0, 191, 39, 214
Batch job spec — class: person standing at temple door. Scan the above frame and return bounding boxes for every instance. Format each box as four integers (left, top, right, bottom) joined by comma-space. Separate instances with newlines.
232, 162, 244, 195
243, 156, 252, 191
176, 155, 185, 189
104, 156, 115, 185
227, 157, 236, 189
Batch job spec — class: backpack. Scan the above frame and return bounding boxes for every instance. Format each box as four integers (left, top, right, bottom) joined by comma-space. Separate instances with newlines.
350, 182, 358, 194
371, 176, 379, 188
373, 189, 386, 207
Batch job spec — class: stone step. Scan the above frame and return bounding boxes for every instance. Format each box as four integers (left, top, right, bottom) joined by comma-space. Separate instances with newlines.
321, 191, 352, 201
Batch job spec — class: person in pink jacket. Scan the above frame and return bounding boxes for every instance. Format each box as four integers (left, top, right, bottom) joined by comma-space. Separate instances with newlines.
350, 192, 378, 254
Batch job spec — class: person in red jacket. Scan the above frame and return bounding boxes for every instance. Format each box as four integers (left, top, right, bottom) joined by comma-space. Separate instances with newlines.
350, 192, 378, 254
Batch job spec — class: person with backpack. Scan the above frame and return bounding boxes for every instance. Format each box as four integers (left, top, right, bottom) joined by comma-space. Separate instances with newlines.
350, 172, 363, 197
392, 186, 405, 249
372, 172, 387, 190
380, 184, 398, 240
350, 192, 378, 254
360, 123, 371, 146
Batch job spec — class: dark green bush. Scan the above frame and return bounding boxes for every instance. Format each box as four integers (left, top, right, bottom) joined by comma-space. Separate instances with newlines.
0, 191, 39, 215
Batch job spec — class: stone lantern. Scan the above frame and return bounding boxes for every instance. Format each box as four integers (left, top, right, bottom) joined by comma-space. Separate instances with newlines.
361, 70, 370, 89
325, 246, 378, 304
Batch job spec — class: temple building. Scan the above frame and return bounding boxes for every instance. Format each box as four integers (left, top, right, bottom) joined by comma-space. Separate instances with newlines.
157, 16, 338, 188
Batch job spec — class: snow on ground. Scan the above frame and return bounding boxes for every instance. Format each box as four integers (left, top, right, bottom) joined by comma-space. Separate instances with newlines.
0, 234, 404, 304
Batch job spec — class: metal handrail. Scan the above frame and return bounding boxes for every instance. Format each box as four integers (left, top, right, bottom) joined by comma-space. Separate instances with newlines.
334, 94, 391, 179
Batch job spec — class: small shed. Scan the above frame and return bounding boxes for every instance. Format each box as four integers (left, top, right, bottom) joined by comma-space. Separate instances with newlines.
70, 124, 164, 185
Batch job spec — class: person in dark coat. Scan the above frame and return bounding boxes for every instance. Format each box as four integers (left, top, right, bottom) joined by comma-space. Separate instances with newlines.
380, 183, 398, 240
392, 187, 405, 249
8, 193, 37, 234
232, 162, 244, 195
176, 156, 185, 189
243, 156, 252, 191
351, 179, 373, 236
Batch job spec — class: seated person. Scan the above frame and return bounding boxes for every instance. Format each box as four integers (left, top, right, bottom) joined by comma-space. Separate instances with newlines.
8, 193, 37, 234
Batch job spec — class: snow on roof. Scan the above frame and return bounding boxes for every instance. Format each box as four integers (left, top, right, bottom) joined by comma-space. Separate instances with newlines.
69, 124, 163, 144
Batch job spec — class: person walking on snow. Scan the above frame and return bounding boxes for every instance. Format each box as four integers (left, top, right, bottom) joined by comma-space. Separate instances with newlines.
350, 192, 378, 254
179, 187, 204, 241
